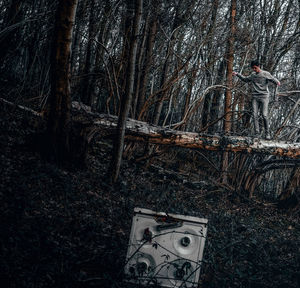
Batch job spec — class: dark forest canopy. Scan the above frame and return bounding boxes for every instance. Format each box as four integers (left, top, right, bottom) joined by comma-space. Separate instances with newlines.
0, 0, 299, 192
1, 0, 299, 125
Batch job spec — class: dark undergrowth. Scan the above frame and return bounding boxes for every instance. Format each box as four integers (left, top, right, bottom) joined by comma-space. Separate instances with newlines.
1, 102, 300, 288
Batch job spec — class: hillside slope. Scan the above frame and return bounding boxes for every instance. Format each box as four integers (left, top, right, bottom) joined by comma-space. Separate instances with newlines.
0, 102, 300, 288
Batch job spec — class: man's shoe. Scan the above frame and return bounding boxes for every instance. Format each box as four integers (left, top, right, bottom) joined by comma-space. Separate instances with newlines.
265, 133, 271, 140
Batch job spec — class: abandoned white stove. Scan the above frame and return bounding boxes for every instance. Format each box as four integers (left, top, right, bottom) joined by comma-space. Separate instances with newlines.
124, 207, 208, 287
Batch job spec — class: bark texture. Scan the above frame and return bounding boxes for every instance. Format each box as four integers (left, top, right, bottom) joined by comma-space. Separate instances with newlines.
221, 0, 236, 183
71, 104, 300, 159
47, 0, 78, 163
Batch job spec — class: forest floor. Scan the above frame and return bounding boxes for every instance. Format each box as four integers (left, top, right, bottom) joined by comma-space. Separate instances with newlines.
1, 101, 300, 288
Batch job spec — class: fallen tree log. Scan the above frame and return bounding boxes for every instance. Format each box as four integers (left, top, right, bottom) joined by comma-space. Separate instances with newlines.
1, 98, 300, 158
72, 105, 299, 158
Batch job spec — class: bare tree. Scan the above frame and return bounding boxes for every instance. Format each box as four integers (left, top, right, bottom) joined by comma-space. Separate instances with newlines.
135, 0, 160, 119
221, 0, 236, 184
110, 0, 143, 182
46, 0, 78, 163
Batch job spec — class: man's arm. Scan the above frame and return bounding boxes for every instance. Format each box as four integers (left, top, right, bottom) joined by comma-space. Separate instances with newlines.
232, 71, 252, 83
264, 71, 280, 86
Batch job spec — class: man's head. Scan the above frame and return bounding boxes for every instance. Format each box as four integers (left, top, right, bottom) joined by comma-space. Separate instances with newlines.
250, 60, 261, 73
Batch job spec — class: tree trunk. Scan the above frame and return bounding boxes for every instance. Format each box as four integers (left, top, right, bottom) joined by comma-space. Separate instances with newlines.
67, 104, 300, 159
110, 0, 143, 183
136, 4, 158, 120
182, 69, 196, 129
80, 0, 96, 106
131, 11, 149, 118
152, 2, 183, 125
46, 0, 78, 163
2, 97, 300, 159
221, 0, 236, 183
208, 60, 225, 134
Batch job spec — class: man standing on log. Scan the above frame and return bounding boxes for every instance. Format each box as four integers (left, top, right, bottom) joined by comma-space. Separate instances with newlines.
233, 60, 280, 140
